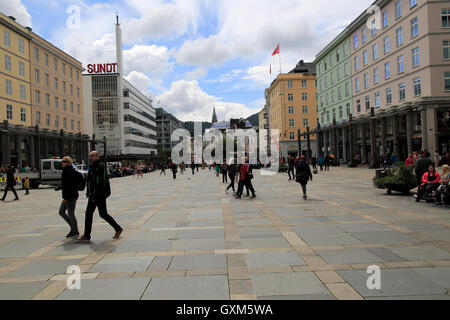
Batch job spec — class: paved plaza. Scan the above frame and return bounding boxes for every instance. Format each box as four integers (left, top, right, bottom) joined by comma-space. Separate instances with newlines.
0, 167, 449, 300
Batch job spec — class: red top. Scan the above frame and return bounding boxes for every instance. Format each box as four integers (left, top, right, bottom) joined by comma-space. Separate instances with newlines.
406, 157, 415, 166
421, 171, 441, 186
240, 163, 249, 181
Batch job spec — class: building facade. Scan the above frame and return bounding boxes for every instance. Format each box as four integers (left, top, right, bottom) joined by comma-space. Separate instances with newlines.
316, 0, 450, 166
156, 108, 184, 151
315, 27, 353, 161
268, 61, 318, 159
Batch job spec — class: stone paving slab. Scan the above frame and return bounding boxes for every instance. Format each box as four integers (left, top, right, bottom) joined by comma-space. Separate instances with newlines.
245, 252, 306, 268
0, 282, 49, 300
89, 256, 155, 273
388, 246, 450, 261
169, 255, 227, 270
316, 248, 384, 265
4, 259, 82, 278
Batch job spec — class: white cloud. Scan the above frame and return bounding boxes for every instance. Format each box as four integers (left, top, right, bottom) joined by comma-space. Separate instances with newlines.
156, 80, 256, 122
125, 71, 155, 94
185, 67, 207, 80
174, 35, 232, 67
124, 44, 172, 76
206, 69, 244, 83
0, 0, 32, 27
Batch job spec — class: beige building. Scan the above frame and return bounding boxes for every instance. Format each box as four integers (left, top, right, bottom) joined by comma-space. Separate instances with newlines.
29, 31, 84, 134
349, 0, 450, 162
268, 60, 318, 159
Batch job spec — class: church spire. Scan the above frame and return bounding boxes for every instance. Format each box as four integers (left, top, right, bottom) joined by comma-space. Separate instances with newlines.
212, 107, 218, 123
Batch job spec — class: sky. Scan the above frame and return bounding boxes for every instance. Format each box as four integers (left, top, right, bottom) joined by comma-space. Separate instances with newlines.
0, 0, 373, 122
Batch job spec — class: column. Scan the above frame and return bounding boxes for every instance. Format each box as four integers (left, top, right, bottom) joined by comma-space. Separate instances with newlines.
427, 106, 437, 157
381, 117, 387, 153
332, 119, 338, 161
421, 108, 428, 152
343, 126, 348, 163
323, 129, 329, 155
392, 114, 400, 158
361, 123, 367, 164
2, 133, 10, 167
369, 108, 377, 169
35, 126, 41, 168
16, 135, 23, 169
30, 136, 35, 169
406, 110, 414, 156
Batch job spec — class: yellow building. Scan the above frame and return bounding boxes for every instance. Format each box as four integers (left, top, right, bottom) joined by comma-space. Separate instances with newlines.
29, 31, 84, 133
268, 60, 318, 158
0, 13, 32, 126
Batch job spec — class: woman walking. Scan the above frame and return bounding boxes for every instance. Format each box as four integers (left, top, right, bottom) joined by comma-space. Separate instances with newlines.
58, 157, 81, 239
295, 155, 313, 200
226, 159, 237, 194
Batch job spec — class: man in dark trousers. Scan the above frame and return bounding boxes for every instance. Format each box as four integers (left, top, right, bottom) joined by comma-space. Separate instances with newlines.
296, 155, 313, 200
414, 151, 434, 187
1, 166, 19, 201
287, 155, 295, 181
77, 151, 123, 243
226, 159, 237, 194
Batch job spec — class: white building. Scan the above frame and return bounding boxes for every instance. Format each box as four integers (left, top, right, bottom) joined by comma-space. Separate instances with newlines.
82, 15, 157, 157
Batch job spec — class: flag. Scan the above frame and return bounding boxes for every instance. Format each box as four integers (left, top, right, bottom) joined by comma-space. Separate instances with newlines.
272, 44, 280, 56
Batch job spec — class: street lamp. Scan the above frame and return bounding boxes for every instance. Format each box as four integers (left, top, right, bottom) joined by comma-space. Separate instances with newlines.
297, 129, 301, 158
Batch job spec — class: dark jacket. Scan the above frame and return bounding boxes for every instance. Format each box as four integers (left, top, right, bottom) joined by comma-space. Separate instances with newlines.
61, 166, 79, 200
228, 164, 236, 177
295, 161, 313, 185
6, 168, 16, 187
288, 158, 295, 168
415, 158, 433, 180
87, 160, 110, 200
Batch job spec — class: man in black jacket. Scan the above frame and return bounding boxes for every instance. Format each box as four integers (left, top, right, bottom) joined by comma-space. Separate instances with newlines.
296, 156, 313, 200
58, 157, 80, 238
288, 155, 295, 181
1, 166, 19, 201
415, 151, 434, 187
77, 151, 123, 243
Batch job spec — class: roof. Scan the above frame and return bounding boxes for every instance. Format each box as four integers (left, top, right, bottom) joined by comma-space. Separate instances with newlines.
211, 121, 253, 130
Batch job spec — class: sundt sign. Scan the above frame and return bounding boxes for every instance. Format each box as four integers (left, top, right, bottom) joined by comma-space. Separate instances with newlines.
87, 63, 118, 74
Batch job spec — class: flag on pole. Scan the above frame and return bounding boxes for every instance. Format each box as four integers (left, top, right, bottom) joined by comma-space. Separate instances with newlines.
272, 44, 280, 56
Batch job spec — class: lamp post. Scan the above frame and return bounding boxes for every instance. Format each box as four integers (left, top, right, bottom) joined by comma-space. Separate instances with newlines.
297, 129, 301, 158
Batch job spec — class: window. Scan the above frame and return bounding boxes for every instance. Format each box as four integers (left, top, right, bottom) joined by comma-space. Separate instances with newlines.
289, 119, 295, 127
76, 87, 80, 98
443, 9, 450, 28
411, 17, 419, 38
46, 114, 51, 126
331, 90, 335, 103
303, 119, 309, 127
45, 74, 49, 87
365, 96, 370, 110
302, 80, 307, 88
45, 94, 50, 107
54, 58, 58, 71
34, 47, 39, 61
362, 28, 367, 43
339, 106, 343, 119
385, 62, 391, 79
55, 97, 59, 109
338, 87, 342, 100
398, 55, 404, 73
395, 0, 402, 20
36, 111, 41, 125
35, 90, 40, 104
5, 55, 11, 71
363, 50, 368, 65
6, 105, 12, 120
70, 85, 73, 96
70, 102, 74, 113
375, 92, 380, 108
444, 72, 450, 91
302, 106, 308, 114
330, 72, 334, 85
55, 116, 59, 129
397, 28, 403, 46
70, 67, 73, 78
288, 93, 293, 101
302, 93, 307, 101
373, 44, 378, 60
20, 108, 26, 122
71, 119, 74, 130
63, 100, 67, 111
287, 80, 293, 89
410, 0, 417, 8
2, 30, 9, 47
357, 99, 361, 113
20, 84, 26, 99
344, 63, 349, 76
288, 106, 294, 114
336, 50, 340, 62
5, 79, 12, 95
62, 63, 66, 75
399, 83, 406, 100
412, 47, 420, 67
76, 71, 79, 82
364, 73, 369, 88
62, 81, 66, 93
353, 35, 358, 49
414, 77, 421, 96
374, 68, 379, 84
34, 69, 40, 83
54, 78, 58, 90
355, 78, 360, 92
384, 36, 390, 54
354, 56, 359, 70
45, 53, 48, 66
63, 118, 67, 129
444, 41, 450, 59
19, 62, 25, 77
18, 39, 24, 53
383, 11, 388, 28
386, 88, 392, 105
77, 121, 80, 131
290, 132, 295, 140
372, 19, 377, 36
345, 82, 350, 97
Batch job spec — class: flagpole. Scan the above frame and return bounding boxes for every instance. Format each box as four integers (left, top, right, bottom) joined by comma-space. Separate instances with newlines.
279, 43, 281, 74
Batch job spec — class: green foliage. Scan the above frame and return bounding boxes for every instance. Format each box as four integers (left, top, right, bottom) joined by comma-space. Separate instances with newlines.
373, 162, 418, 190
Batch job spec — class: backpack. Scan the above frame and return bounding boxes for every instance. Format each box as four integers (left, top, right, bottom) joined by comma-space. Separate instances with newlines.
75, 170, 86, 192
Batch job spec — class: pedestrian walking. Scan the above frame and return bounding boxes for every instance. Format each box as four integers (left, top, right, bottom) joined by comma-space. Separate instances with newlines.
221, 161, 228, 184
318, 155, 324, 171
235, 159, 256, 199
23, 177, 30, 195
1, 166, 19, 201
169, 158, 177, 180
288, 155, 295, 181
324, 154, 331, 171
215, 163, 220, 177
57, 157, 82, 239
310, 156, 317, 171
160, 163, 166, 175
295, 155, 313, 200
77, 151, 123, 242
191, 162, 195, 175
226, 159, 237, 194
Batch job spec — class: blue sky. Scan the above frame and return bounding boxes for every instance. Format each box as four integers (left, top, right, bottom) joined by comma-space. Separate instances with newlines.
1, 0, 372, 122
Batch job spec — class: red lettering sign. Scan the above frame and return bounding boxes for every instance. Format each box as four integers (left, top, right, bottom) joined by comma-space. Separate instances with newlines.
86, 63, 118, 74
